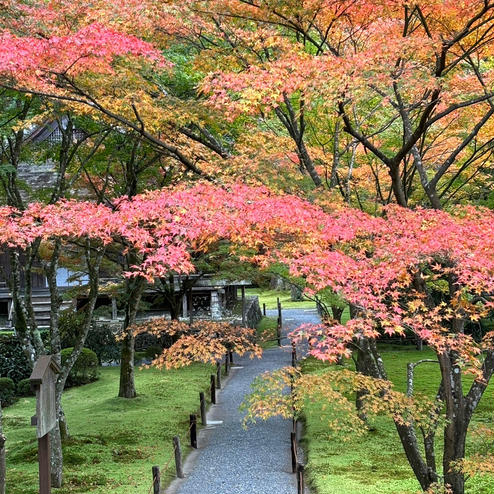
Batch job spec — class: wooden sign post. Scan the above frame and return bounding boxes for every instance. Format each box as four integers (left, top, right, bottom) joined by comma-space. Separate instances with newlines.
29, 355, 60, 494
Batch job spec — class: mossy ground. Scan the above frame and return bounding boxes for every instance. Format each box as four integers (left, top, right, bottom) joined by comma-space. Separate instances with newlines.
246, 288, 316, 309
256, 316, 279, 348
302, 346, 494, 494
3, 363, 214, 493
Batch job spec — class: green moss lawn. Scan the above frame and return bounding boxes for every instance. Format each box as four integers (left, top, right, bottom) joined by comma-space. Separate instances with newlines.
302, 346, 494, 494
256, 316, 279, 348
3, 363, 214, 493
246, 288, 316, 309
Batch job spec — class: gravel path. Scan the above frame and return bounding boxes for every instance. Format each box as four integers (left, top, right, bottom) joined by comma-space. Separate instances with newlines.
166, 307, 320, 494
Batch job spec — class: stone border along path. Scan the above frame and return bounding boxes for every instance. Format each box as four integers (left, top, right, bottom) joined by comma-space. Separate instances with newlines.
166, 307, 321, 494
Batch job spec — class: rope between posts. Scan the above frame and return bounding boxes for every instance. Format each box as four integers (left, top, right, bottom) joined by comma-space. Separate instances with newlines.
147, 420, 195, 494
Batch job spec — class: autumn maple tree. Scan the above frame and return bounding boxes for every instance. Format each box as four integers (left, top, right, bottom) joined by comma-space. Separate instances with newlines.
182, 0, 494, 208
0, 0, 240, 181
235, 199, 494, 494
0, 182, 295, 484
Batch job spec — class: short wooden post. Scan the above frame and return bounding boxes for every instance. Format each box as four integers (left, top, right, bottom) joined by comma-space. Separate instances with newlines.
291, 432, 297, 473
38, 434, 50, 494
152, 465, 160, 494
296, 463, 305, 494
276, 297, 282, 345
291, 342, 297, 367
229, 351, 233, 364
210, 375, 216, 404
29, 355, 60, 494
216, 362, 221, 389
241, 286, 246, 326
173, 436, 184, 478
224, 354, 229, 375
189, 414, 197, 449
199, 392, 207, 426
262, 303, 266, 316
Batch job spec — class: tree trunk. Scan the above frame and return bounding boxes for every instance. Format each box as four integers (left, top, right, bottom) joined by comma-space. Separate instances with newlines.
353, 320, 436, 491
119, 332, 136, 398
0, 403, 6, 494
161, 275, 181, 320
331, 305, 344, 323
46, 241, 64, 488
388, 164, 408, 207
49, 422, 63, 487
354, 337, 384, 422
49, 243, 104, 487
394, 421, 432, 491
118, 275, 146, 399
8, 249, 37, 365
439, 351, 467, 494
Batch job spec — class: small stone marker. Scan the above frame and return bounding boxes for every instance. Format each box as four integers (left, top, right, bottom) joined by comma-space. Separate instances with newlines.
29, 355, 60, 494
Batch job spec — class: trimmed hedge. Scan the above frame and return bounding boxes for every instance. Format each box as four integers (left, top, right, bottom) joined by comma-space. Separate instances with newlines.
0, 377, 16, 407
0, 335, 31, 384
60, 309, 121, 364
86, 324, 121, 365
16, 378, 34, 397
61, 347, 100, 387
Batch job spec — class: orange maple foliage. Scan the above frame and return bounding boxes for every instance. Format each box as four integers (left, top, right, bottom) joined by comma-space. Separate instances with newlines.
129, 318, 262, 369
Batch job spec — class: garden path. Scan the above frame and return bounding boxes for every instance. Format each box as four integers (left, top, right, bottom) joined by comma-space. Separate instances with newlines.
165, 308, 320, 494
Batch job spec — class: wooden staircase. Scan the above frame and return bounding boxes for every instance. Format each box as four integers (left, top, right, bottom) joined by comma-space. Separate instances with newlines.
0, 289, 72, 329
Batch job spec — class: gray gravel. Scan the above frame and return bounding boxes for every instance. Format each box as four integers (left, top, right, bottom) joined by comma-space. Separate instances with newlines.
167, 308, 320, 494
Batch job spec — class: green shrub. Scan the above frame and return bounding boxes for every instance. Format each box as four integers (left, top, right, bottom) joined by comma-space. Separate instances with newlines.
86, 324, 121, 364
144, 345, 162, 360
16, 378, 34, 397
134, 351, 147, 364
59, 309, 86, 348
0, 377, 16, 406
60, 307, 121, 364
0, 335, 31, 383
61, 347, 100, 387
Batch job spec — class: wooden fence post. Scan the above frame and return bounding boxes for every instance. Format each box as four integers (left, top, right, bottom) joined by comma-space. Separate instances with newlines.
291, 342, 297, 367
152, 465, 160, 494
189, 414, 197, 449
241, 286, 246, 326
173, 436, 184, 478
210, 375, 216, 404
199, 392, 207, 426
262, 303, 266, 316
276, 297, 282, 346
216, 362, 221, 389
291, 432, 297, 473
296, 463, 305, 494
